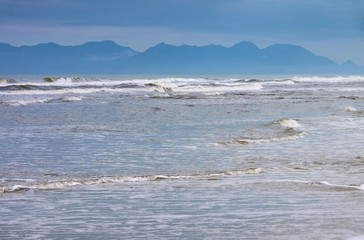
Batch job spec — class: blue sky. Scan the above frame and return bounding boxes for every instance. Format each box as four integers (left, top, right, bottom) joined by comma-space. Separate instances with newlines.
1, 0, 363, 65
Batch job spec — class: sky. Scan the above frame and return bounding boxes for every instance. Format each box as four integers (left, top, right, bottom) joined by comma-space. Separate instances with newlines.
0, 0, 363, 65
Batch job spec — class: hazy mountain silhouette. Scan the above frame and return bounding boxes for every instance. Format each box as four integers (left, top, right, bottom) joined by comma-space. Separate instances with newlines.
0, 40, 363, 74
0, 41, 137, 74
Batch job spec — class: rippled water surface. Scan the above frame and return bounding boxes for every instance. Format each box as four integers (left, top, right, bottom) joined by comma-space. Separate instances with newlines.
1, 75, 364, 239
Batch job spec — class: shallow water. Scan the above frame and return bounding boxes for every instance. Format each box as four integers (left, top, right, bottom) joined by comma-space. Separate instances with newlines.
1, 75, 364, 239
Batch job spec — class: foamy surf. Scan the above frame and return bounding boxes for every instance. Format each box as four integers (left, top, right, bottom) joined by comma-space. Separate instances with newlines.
0, 167, 264, 193
0, 77, 264, 98
292, 76, 364, 83
2, 74, 364, 239
2, 98, 53, 106
222, 133, 304, 145
1, 96, 83, 106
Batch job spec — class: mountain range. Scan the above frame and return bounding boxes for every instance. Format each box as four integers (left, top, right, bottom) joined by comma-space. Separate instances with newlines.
0, 40, 363, 74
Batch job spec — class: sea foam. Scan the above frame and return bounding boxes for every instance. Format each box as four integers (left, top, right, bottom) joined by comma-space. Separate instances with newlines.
292, 75, 364, 83
0, 167, 264, 193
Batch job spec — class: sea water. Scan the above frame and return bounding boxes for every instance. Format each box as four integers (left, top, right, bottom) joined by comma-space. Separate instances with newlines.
0, 75, 364, 239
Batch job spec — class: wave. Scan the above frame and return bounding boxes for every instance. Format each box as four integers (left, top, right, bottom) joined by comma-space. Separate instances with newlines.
60, 96, 83, 102
272, 180, 364, 192
316, 181, 364, 191
2, 75, 363, 102
1, 96, 83, 106
274, 118, 302, 128
0, 167, 264, 193
0, 77, 264, 98
220, 118, 304, 145
344, 106, 364, 117
345, 106, 358, 112
0, 82, 141, 92
1, 98, 52, 106
292, 75, 364, 83
3, 171, 363, 194
232, 76, 364, 86
43, 77, 85, 83
221, 133, 304, 145
0, 78, 17, 84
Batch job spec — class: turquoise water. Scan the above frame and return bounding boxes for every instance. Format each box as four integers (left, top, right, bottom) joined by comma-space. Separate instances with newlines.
1, 76, 364, 239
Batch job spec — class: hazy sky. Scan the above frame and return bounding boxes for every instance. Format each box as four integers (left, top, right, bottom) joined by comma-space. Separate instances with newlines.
1, 0, 363, 65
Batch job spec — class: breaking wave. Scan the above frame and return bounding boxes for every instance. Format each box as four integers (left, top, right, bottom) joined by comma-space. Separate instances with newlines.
345, 106, 358, 112
221, 133, 304, 145
0, 77, 263, 98
344, 106, 364, 116
0, 167, 264, 193
275, 118, 302, 128
1, 96, 83, 106
220, 118, 304, 145
292, 75, 364, 83
0, 78, 17, 84
3, 75, 364, 106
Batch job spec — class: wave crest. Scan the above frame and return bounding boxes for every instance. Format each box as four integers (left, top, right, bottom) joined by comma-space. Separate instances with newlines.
220, 118, 304, 145
275, 118, 301, 128
1, 96, 83, 106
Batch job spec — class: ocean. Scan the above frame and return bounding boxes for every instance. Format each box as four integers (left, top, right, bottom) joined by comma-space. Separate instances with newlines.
0, 75, 364, 239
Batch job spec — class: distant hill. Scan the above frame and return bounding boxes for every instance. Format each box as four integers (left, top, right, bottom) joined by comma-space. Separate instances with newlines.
0, 40, 363, 74
0, 41, 138, 74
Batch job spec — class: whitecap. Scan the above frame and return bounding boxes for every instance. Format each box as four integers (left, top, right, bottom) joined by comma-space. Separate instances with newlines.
292, 75, 364, 83
317, 181, 364, 191
264, 79, 295, 85
275, 118, 301, 128
61, 96, 83, 102
43, 76, 84, 83
4, 99, 52, 106
1, 77, 265, 98
344, 106, 364, 116
345, 106, 357, 112
2, 96, 83, 106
